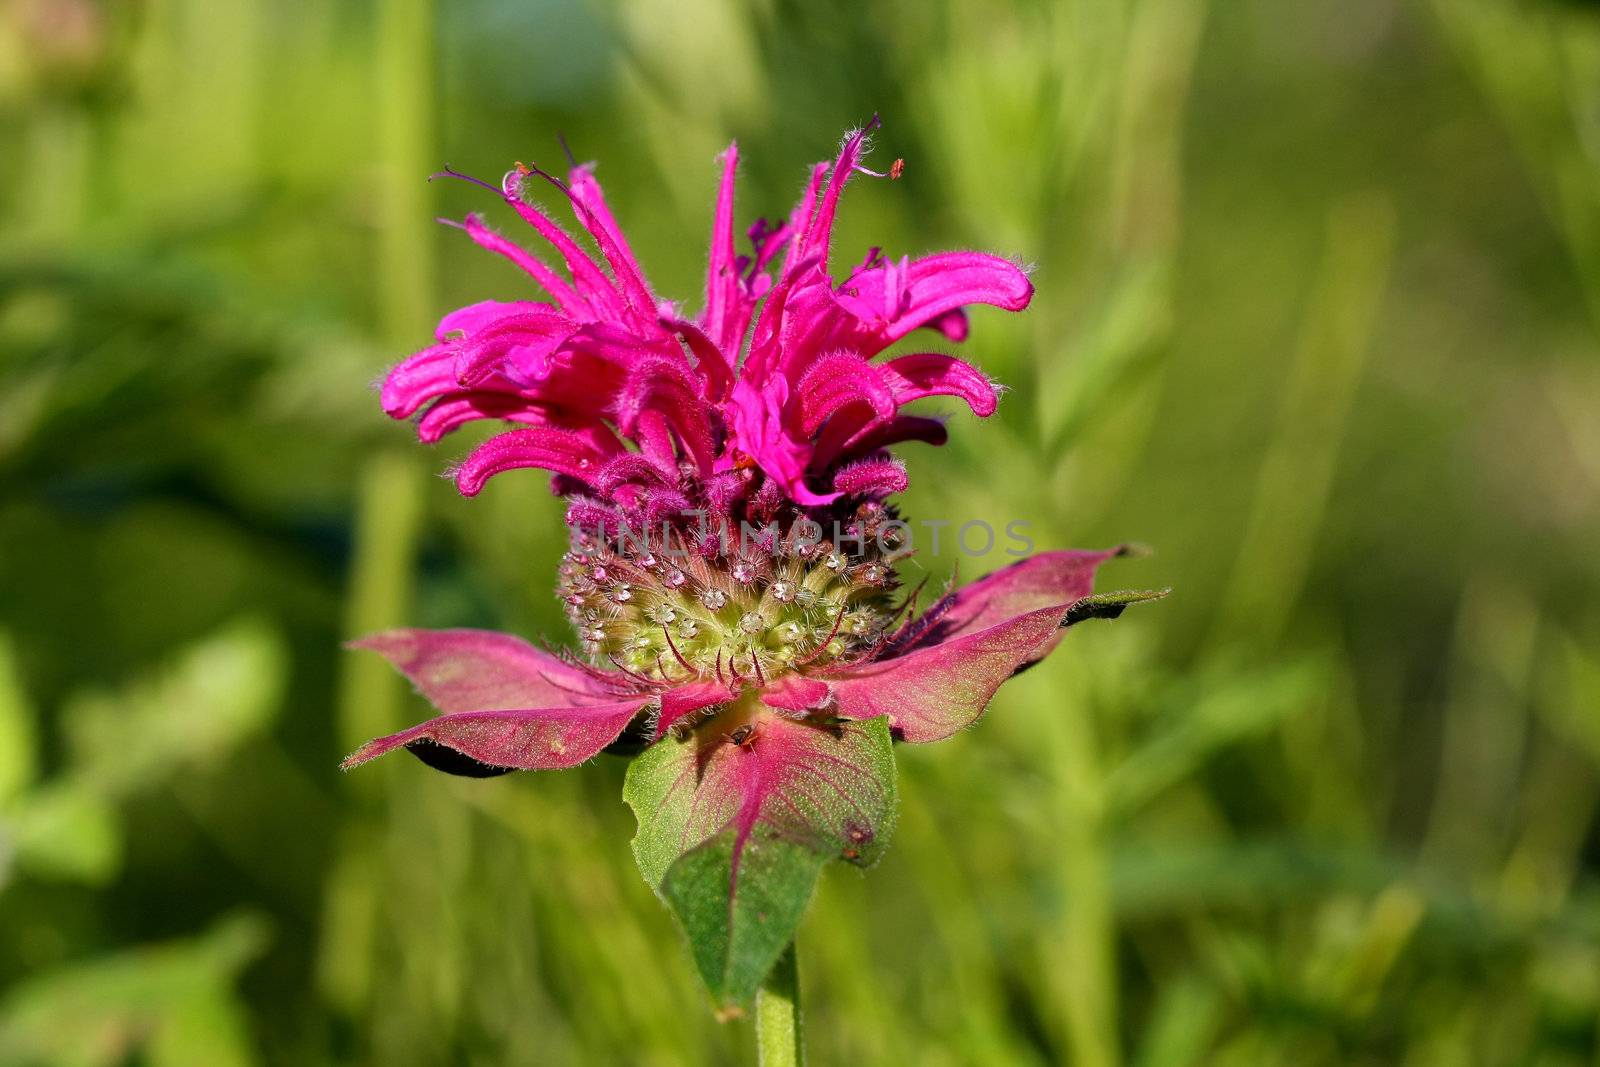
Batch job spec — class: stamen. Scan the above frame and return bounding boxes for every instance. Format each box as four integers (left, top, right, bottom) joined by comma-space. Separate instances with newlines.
795, 604, 849, 668
607, 654, 656, 687
429, 165, 502, 196
557, 131, 579, 170
662, 624, 695, 674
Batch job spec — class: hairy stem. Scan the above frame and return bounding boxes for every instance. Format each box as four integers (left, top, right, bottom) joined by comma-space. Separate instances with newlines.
756, 942, 804, 1067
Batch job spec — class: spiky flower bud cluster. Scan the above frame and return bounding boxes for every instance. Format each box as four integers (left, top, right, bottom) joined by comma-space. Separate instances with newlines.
558, 502, 907, 685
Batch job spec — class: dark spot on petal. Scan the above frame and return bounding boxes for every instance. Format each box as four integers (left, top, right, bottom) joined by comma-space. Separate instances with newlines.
405, 738, 515, 777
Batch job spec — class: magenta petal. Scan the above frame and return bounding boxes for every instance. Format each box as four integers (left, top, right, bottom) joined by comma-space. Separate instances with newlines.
885, 253, 1032, 344
566, 163, 657, 321
781, 163, 830, 278
840, 252, 1032, 349
453, 307, 576, 387
794, 352, 896, 436
666, 317, 734, 402
454, 425, 622, 496
436, 299, 548, 342
830, 456, 908, 497
381, 344, 456, 420
925, 307, 969, 342
702, 144, 742, 355
415, 393, 550, 443
613, 356, 716, 471
812, 413, 948, 470
799, 121, 876, 264
340, 698, 648, 771
459, 214, 588, 317
880, 352, 999, 417
501, 177, 625, 319
593, 452, 674, 495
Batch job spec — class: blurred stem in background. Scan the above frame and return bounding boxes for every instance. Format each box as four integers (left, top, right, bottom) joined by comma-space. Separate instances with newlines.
320, 0, 432, 1048
1431, 0, 1600, 335
1210, 194, 1395, 653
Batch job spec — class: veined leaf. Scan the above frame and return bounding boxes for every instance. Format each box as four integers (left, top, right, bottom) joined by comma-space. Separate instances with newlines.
625, 706, 896, 1010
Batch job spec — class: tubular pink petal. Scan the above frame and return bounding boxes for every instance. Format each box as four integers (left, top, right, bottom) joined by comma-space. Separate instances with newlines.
800, 119, 878, 264
437, 299, 548, 341
830, 456, 908, 497
748, 216, 792, 276
926, 307, 970, 342
500, 175, 626, 318
381, 344, 456, 420
811, 413, 948, 470
455, 425, 622, 496
632, 410, 683, 474
458, 214, 589, 317
416, 393, 563, 443
639, 486, 693, 520
664, 318, 734, 403
795, 352, 897, 436
878, 252, 1033, 345
594, 452, 674, 495
741, 260, 811, 383
614, 357, 716, 471
703, 144, 742, 353
880, 352, 1000, 416
452, 308, 577, 387
781, 163, 830, 277
564, 163, 658, 322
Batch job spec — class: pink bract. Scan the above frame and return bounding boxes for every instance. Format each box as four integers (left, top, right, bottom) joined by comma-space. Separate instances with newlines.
342, 548, 1122, 772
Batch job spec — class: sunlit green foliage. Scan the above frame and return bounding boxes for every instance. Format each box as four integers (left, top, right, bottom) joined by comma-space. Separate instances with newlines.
2, 0, 1599, 1063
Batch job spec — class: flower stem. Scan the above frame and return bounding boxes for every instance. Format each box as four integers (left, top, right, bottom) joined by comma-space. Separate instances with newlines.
756, 941, 804, 1067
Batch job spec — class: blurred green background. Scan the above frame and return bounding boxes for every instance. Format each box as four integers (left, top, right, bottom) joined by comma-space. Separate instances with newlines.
3, 0, 1600, 1063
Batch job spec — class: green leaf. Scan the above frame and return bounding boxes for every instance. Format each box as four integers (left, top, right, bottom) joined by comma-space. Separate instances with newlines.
625, 705, 896, 1010
0, 914, 267, 1067
10, 783, 121, 885
663, 831, 828, 1014
63, 617, 284, 796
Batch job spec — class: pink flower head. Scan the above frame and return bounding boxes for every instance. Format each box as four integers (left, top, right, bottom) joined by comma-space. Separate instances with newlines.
380, 116, 1031, 510
349, 122, 1161, 1010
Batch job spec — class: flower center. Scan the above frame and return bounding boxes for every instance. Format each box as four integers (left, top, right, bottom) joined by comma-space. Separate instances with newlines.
558, 508, 904, 683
